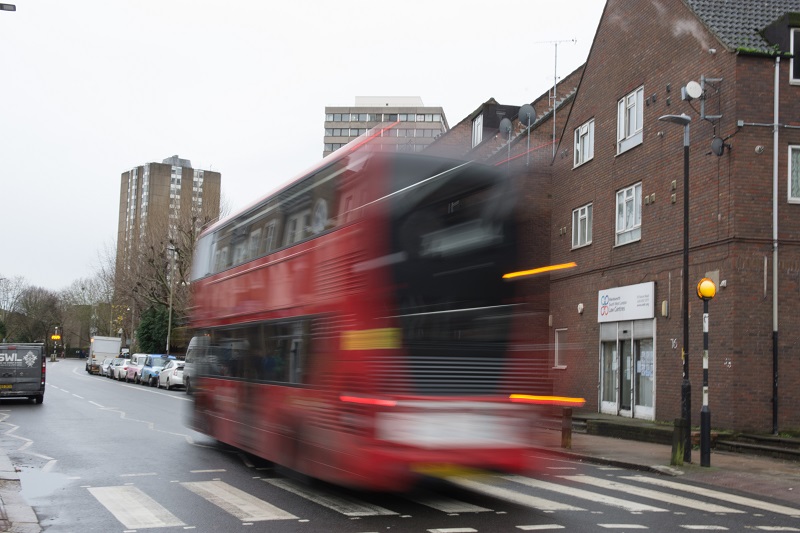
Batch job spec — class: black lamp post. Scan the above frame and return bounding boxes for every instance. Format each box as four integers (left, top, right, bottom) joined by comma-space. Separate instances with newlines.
659, 113, 692, 463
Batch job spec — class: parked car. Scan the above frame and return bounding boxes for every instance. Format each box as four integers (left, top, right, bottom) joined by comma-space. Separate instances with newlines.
157, 360, 185, 390
141, 355, 172, 387
100, 358, 114, 377
107, 357, 120, 378
125, 353, 149, 384
109, 358, 129, 380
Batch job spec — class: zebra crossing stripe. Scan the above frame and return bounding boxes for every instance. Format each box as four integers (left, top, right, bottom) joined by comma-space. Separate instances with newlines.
560, 475, 743, 514
181, 480, 297, 521
622, 476, 800, 517
409, 493, 492, 513
503, 475, 668, 513
446, 477, 584, 511
88, 486, 186, 529
264, 478, 397, 517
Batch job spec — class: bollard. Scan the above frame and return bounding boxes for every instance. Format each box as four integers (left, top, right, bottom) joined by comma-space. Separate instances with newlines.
561, 407, 573, 449
671, 417, 685, 466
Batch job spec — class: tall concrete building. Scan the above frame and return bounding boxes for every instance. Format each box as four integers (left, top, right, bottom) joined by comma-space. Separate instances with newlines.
323, 96, 449, 157
116, 155, 221, 283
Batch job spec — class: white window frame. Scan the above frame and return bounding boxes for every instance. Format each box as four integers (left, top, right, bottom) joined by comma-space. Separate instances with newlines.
792, 28, 800, 85
616, 183, 642, 245
232, 241, 248, 266
554, 328, 568, 368
617, 87, 644, 154
284, 209, 311, 246
572, 203, 593, 248
574, 119, 595, 167
248, 228, 261, 260
263, 220, 276, 252
472, 113, 483, 147
217, 247, 229, 270
789, 145, 800, 203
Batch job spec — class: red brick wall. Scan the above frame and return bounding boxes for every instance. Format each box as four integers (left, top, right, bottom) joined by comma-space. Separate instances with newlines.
549, 0, 800, 432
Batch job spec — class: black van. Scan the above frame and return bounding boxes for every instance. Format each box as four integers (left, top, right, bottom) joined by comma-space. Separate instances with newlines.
0, 343, 45, 404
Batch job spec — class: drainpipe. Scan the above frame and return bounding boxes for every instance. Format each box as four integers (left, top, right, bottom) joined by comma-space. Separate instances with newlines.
772, 56, 779, 435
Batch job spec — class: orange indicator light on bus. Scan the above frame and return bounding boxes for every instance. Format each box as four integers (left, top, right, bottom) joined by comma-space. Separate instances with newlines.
502, 262, 577, 280
340, 395, 398, 407
509, 394, 586, 407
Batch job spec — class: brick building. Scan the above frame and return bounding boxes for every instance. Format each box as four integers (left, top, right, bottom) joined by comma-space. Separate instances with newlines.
546, 0, 800, 433
430, 0, 800, 433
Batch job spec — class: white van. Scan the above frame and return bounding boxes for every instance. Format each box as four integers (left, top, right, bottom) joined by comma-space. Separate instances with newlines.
184, 335, 209, 395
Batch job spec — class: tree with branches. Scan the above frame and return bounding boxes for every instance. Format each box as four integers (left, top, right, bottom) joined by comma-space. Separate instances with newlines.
0, 275, 26, 342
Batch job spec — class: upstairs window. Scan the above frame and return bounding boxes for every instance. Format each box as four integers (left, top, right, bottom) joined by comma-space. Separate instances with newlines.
616, 183, 642, 245
617, 87, 644, 154
574, 119, 595, 167
790, 145, 800, 202
792, 28, 800, 84
572, 203, 593, 248
472, 113, 483, 147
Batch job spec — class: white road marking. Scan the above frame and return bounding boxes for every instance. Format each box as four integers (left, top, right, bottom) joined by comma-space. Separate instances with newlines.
89, 485, 185, 529
264, 478, 397, 516
561, 475, 743, 514
679, 526, 728, 530
446, 477, 584, 512
182, 480, 297, 521
190, 469, 227, 473
753, 527, 800, 531
598, 525, 648, 529
409, 493, 492, 513
622, 475, 800, 517
427, 529, 478, 533
516, 526, 566, 530
505, 475, 667, 513
120, 472, 157, 477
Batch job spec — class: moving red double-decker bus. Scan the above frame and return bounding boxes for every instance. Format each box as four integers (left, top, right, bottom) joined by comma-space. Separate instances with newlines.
188, 135, 581, 491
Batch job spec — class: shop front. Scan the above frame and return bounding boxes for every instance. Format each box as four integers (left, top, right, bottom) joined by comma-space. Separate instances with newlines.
598, 282, 655, 420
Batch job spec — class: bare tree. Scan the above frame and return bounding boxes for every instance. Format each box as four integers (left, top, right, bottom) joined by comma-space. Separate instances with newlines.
112, 189, 225, 352
59, 277, 101, 353
0, 275, 28, 342
15, 286, 61, 346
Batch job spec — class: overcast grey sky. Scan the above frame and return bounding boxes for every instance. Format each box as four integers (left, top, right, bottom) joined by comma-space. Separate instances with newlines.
0, 0, 605, 292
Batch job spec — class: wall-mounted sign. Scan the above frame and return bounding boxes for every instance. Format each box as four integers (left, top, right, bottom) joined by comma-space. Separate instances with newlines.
598, 281, 655, 323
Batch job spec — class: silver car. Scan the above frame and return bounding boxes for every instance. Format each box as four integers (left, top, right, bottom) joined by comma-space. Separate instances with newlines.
100, 358, 114, 377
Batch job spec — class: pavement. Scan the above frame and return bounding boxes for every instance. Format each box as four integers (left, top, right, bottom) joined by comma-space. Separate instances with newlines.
0, 426, 798, 532
0, 450, 40, 533
536, 429, 800, 507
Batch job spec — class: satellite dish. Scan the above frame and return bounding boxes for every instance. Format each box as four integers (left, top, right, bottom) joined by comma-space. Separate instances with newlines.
519, 104, 536, 127
710, 136, 727, 156
685, 80, 703, 100
499, 117, 512, 135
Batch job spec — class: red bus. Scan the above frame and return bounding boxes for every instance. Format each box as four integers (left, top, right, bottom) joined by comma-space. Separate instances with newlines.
188, 138, 579, 491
